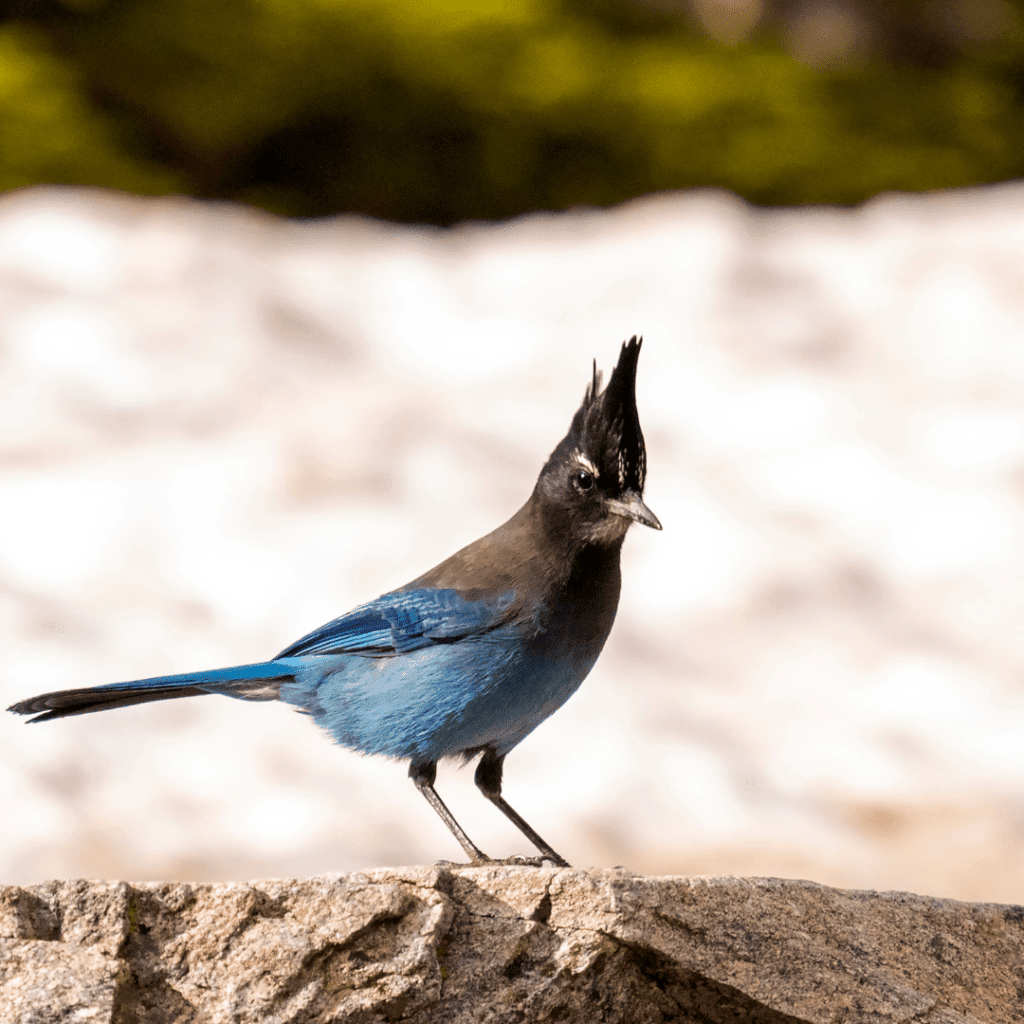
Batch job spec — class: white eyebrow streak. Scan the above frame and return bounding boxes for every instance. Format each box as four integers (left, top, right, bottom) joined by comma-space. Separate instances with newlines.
573, 451, 599, 476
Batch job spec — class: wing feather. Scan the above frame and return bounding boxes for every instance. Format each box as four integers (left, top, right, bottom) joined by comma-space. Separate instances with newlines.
275, 588, 515, 658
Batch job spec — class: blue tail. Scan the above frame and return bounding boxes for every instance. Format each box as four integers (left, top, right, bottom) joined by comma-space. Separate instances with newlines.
6, 661, 298, 723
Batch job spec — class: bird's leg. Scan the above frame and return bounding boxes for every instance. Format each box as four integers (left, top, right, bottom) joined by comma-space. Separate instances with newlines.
409, 759, 491, 863
475, 749, 571, 867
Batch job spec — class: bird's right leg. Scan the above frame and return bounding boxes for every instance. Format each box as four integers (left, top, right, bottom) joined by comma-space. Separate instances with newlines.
409, 760, 490, 863
474, 749, 570, 867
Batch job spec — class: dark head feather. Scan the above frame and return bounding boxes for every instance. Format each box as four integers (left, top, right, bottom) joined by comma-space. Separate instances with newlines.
550, 335, 648, 496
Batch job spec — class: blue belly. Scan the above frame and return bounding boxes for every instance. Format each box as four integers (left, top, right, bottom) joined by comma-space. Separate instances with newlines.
278, 636, 599, 763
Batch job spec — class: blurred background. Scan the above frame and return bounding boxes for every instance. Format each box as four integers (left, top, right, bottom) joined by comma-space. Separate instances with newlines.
4, 0, 1024, 218
2, 0, 1024, 904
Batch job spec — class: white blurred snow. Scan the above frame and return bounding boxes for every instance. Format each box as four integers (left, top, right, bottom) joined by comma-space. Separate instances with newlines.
2, 184, 1024, 901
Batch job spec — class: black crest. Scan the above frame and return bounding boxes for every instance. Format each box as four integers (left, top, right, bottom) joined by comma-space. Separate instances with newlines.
551, 336, 648, 495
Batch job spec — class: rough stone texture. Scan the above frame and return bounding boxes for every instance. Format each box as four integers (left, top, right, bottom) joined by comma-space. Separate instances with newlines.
1, 868, 1021, 1023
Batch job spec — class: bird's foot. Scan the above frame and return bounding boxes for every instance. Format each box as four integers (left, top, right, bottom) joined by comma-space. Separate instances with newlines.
494, 854, 570, 868
432, 854, 570, 869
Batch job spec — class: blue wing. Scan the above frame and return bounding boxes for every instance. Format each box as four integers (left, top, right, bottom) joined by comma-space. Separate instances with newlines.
275, 588, 516, 658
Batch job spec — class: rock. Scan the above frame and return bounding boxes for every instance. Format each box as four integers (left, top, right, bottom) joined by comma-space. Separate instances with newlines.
1, 868, 1021, 1023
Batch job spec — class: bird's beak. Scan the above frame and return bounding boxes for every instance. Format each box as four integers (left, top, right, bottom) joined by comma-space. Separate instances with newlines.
607, 491, 662, 531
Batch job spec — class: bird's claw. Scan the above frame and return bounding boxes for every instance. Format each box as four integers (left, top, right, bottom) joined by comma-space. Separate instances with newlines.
497, 854, 570, 868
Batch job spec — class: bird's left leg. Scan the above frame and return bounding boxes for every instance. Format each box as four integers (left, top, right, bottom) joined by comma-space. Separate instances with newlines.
409, 759, 491, 863
475, 749, 570, 867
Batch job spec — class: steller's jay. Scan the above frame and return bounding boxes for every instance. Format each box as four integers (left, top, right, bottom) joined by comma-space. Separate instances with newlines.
8, 336, 660, 867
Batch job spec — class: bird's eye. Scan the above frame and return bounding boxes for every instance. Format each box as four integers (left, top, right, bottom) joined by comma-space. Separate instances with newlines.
573, 470, 595, 492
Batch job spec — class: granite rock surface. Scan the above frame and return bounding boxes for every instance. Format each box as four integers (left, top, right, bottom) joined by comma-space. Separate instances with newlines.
2, 867, 1022, 1023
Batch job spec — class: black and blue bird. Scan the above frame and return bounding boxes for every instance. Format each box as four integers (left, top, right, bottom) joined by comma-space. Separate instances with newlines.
8, 337, 660, 867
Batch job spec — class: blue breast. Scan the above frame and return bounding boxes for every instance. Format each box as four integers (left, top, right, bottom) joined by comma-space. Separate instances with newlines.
280, 637, 596, 762
273, 583, 611, 762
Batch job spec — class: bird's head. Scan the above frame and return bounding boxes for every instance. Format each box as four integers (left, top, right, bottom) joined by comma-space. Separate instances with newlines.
537, 335, 661, 547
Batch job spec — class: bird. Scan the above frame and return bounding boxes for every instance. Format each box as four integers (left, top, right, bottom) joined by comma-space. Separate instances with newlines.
8, 336, 660, 867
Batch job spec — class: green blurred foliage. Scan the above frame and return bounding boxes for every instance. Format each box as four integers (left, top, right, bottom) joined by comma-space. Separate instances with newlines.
0, 24, 182, 195
2, 0, 1023, 221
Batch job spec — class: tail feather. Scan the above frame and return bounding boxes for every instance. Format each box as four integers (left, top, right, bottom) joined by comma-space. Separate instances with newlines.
7, 661, 297, 723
